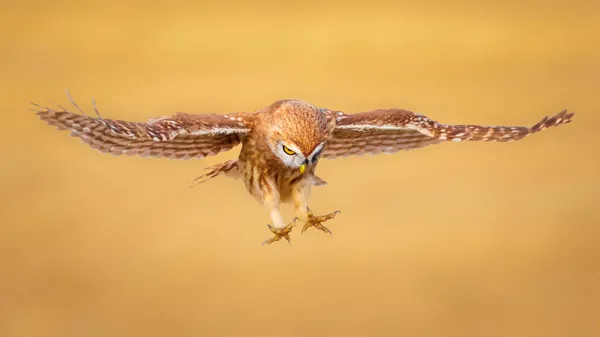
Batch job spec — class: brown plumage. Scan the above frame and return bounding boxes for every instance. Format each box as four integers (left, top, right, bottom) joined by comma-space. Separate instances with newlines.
32, 92, 575, 245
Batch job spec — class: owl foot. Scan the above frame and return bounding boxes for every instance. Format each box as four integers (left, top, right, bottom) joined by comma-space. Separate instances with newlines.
300, 210, 341, 235
261, 221, 296, 246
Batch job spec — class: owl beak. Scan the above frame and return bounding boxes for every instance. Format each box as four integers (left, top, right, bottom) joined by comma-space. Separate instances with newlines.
299, 163, 306, 174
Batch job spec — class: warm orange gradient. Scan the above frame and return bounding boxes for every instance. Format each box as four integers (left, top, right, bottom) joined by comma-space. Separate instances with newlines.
1, 1, 599, 336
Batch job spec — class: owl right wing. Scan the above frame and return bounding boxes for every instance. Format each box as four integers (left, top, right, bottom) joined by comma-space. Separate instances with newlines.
321, 108, 574, 159
33, 96, 252, 160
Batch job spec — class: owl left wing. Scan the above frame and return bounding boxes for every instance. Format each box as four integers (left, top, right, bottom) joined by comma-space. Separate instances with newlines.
321, 108, 574, 159
32, 96, 252, 159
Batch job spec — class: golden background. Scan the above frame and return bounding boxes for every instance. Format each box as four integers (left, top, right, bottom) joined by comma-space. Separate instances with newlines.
1, 1, 599, 336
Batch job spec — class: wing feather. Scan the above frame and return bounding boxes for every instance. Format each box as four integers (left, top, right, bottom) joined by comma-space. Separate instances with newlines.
322, 108, 574, 159
33, 99, 251, 159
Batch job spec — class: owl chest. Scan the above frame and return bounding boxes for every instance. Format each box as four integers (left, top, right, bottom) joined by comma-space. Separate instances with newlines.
238, 144, 306, 203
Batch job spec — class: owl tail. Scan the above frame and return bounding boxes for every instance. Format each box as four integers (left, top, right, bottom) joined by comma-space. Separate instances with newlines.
313, 175, 328, 186
189, 159, 240, 187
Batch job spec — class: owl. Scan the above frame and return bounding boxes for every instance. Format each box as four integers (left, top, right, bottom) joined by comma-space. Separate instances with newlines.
32, 92, 574, 245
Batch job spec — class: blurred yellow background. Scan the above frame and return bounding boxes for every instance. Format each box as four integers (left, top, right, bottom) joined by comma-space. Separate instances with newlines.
1, 1, 599, 336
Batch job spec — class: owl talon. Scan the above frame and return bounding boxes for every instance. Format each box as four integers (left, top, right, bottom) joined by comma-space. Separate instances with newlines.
300, 210, 341, 235
261, 222, 295, 246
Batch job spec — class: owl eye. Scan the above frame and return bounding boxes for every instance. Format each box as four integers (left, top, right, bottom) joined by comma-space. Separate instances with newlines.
282, 145, 296, 155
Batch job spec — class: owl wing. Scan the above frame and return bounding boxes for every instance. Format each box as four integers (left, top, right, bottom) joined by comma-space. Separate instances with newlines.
33, 97, 251, 159
321, 108, 574, 159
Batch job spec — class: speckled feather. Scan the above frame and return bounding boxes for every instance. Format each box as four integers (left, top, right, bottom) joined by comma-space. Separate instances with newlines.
33, 102, 252, 159
190, 159, 328, 188
321, 108, 574, 158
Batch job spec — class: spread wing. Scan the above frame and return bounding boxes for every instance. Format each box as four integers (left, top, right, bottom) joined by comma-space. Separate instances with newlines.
321, 108, 574, 159
32, 95, 251, 160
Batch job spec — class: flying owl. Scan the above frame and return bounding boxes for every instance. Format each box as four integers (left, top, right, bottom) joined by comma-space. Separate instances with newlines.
32, 92, 574, 245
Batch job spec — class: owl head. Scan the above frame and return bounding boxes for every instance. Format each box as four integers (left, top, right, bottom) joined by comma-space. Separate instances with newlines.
263, 100, 329, 173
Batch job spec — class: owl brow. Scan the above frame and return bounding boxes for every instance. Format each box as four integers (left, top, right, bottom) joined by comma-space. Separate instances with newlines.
308, 142, 325, 160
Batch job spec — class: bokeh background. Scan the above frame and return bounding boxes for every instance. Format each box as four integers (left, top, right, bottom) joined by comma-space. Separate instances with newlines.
1, 1, 599, 336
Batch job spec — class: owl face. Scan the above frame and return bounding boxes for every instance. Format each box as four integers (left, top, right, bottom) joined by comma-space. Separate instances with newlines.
271, 139, 325, 172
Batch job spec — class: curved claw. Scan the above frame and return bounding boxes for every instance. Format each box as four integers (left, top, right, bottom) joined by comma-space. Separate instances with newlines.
320, 226, 333, 236
262, 222, 295, 246
301, 224, 309, 234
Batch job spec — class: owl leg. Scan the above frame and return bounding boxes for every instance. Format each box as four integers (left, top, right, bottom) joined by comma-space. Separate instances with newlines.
261, 194, 296, 246
292, 185, 341, 235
